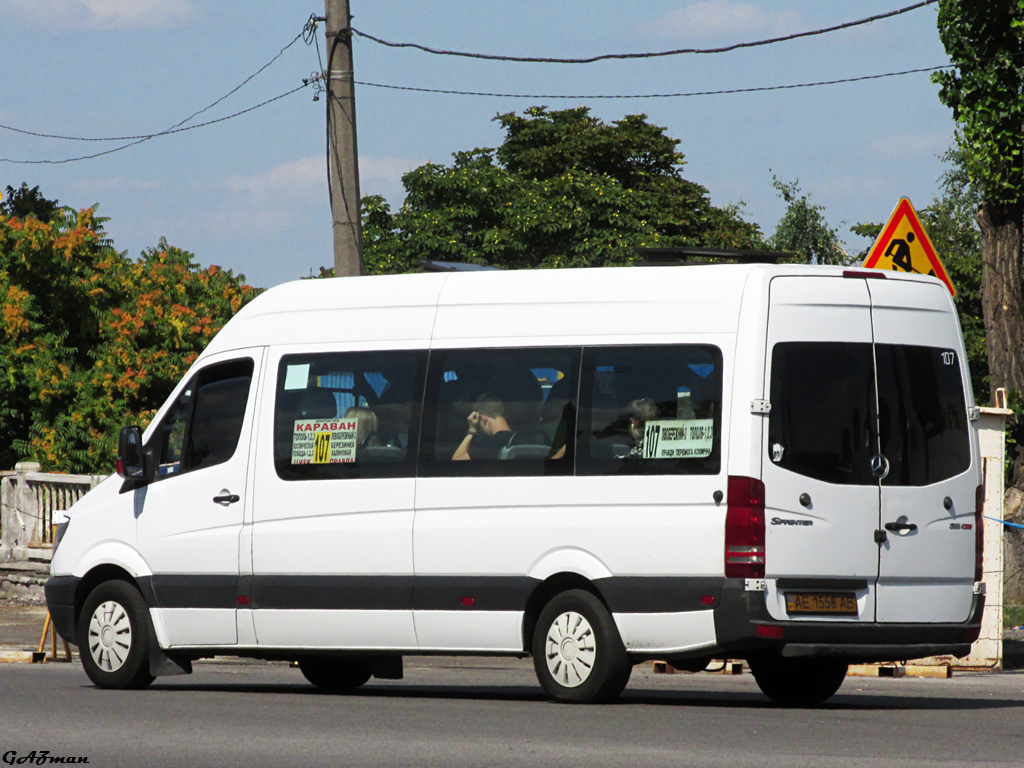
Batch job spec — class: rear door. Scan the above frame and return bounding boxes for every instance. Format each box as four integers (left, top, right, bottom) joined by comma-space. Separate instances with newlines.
868, 278, 977, 623
761, 276, 881, 623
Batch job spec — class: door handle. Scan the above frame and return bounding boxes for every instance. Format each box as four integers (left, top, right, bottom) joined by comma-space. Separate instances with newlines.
213, 493, 240, 505
884, 521, 917, 533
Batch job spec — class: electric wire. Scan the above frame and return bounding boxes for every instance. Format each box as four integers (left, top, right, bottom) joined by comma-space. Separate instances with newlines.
0, 30, 306, 144
355, 63, 955, 100
0, 84, 311, 164
303, 14, 333, 205
0, 25, 312, 164
0, 4, 953, 164
350, 1, 937, 64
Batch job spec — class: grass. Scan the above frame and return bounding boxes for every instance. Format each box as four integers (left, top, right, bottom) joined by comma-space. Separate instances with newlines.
1005, 605, 1024, 629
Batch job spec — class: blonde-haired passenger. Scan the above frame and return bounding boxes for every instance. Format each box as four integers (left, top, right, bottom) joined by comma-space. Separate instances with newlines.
344, 405, 380, 447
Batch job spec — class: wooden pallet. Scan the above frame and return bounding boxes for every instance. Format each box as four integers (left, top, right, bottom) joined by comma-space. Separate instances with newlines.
652, 660, 743, 675
848, 663, 952, 679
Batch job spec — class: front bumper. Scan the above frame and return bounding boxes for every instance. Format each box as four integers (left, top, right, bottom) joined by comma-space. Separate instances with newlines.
44, 576, 81, 645
713, 579, 985, 663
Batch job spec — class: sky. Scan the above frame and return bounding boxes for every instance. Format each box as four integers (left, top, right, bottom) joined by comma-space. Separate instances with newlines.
1, 1, 958, 289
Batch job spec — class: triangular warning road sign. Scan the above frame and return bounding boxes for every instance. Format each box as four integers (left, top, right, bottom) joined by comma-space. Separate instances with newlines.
862, 198, 956, 297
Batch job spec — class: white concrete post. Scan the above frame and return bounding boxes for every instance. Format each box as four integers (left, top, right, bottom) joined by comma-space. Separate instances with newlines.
964, 403, 1013, 669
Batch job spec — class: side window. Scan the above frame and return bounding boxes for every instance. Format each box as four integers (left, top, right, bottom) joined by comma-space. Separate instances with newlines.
152, 385, 191, 478
150, 358, 255, 480
876, 344, 971, 485
768, 342, 876, 485
273, 350, 426, 480
578, 345, 722, 476
421, 347, 579, 477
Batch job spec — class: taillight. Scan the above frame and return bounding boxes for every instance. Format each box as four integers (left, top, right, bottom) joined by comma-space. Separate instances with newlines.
725, 475, 766, 578
975, 484, 984, 582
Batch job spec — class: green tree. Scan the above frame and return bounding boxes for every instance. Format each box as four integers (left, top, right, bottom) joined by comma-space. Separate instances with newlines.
768, 177, 848, 265
0, 202, 257, 473
933, 0, 1024, 486
0, 183, 60, 223
361, 107, 762, 274
922, 148, 988, 403
850, 149, 987, 402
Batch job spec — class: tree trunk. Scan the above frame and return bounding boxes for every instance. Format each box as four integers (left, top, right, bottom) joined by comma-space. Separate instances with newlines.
978, 201, 1024, 488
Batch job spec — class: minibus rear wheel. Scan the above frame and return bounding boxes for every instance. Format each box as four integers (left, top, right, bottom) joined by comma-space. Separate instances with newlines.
78, 580, 156, 690
532, 589, 631, 704
297, 656, 373, 692
748, 655, 848, 706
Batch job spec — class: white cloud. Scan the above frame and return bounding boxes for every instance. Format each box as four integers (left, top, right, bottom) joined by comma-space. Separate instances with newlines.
224, 156, 324, 198
7, 0, 199, 30
868, 133, 952, 160
215, 157, 328, 244
359, 155, 425, 205
72, 177, 163, 196
637, 2, 803, 42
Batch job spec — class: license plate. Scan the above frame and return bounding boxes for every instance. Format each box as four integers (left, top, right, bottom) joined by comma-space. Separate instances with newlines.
785, 592, 858, 616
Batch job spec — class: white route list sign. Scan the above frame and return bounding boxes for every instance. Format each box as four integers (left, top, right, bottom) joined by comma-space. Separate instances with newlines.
642, 419, 714, 460
291, 418, 358, 464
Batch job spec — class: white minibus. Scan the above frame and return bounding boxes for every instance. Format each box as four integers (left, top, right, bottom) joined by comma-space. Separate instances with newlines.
46, 264, 984, 705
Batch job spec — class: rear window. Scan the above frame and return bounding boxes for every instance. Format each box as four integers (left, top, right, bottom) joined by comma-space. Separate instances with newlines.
768, 342, 970, 486
876, 345, 971, 486
768, 342, 876, 485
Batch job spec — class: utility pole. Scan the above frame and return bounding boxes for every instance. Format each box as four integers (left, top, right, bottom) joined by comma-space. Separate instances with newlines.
325, 0, 363, 276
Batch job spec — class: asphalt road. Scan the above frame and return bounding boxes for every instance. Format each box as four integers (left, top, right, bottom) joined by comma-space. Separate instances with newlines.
3, 658, 1024, 768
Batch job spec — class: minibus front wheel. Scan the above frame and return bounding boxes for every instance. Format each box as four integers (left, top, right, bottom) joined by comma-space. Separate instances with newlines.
297, 656, 374, 692
531, 589, 631, 704
78, 580, 156, 690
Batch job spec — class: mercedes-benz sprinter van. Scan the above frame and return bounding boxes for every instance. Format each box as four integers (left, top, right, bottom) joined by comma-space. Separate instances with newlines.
46, 264, 984, 705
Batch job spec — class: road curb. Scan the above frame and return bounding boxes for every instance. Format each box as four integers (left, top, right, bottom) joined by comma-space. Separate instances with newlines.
0, 649, 36, 664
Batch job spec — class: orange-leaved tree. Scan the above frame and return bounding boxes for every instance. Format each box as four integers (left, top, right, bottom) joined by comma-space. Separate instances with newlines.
0, 202, 257, 473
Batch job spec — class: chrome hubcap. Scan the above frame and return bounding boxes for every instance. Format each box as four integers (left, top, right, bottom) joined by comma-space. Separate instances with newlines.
88, 600, 132, 673
545, 610, 596, 688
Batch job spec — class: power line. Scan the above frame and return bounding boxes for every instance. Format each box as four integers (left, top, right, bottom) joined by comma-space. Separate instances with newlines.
0, 29, 307, 144
0, 84, 312, 164
0, 6, 951, 164
1, 60, 953, 162
355, 64, 954, 100
0, 22, 316, 164
172, 29, 306, 131
351, 1, 937, 64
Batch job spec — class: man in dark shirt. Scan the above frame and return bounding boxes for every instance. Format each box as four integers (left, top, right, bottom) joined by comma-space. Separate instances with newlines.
451, 395, 513, 460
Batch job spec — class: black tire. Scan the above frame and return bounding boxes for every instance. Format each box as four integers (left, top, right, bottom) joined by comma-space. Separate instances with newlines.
748, 655, 848, 706
78, 580, 155, 690
531, 589, 631, 704
297, 656, 374, 692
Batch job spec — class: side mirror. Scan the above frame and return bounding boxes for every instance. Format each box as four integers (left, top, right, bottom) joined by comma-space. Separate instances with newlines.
116, 425, 146, 480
